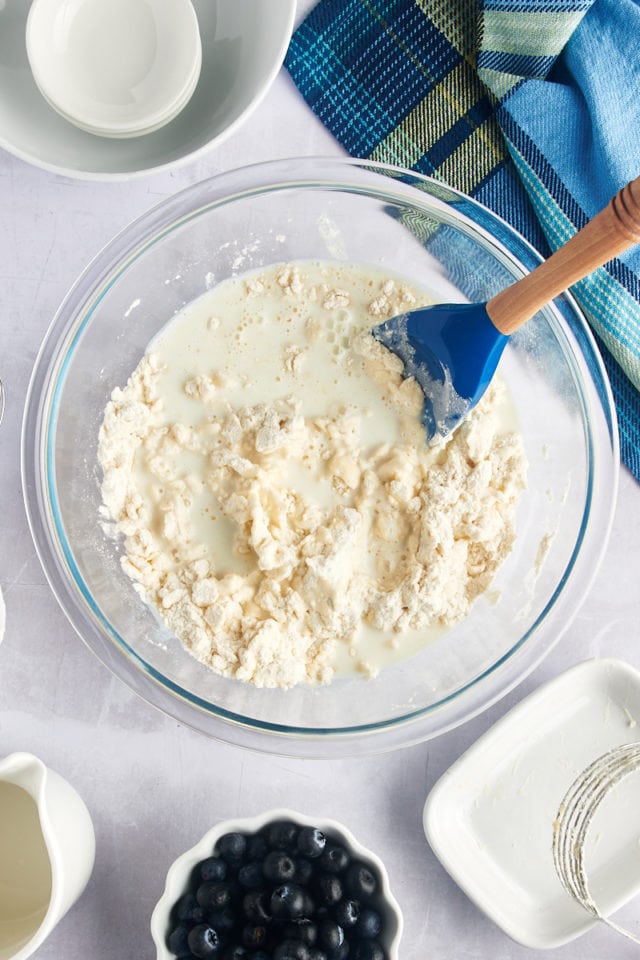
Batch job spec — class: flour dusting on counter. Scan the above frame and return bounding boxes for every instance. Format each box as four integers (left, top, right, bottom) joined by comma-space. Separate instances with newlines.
98, 262, 528, 688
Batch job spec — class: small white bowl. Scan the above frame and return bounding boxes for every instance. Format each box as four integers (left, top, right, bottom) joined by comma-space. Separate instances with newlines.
150, 808, 403, 959
26, 0, 202, 139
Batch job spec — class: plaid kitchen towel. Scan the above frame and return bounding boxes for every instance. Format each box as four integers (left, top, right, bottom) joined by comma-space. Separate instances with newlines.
285, 0, 640, 480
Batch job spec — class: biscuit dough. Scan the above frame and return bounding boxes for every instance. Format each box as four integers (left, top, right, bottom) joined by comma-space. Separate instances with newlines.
98, 262, 527, 688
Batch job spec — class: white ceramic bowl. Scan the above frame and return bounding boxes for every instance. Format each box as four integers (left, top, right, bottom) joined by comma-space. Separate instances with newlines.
26, 0, 202, 139
150, 808, 403, 960
1, 0, 295, 178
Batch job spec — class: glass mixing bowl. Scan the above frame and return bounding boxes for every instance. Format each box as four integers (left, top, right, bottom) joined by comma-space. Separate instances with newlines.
22, 158, 619, 756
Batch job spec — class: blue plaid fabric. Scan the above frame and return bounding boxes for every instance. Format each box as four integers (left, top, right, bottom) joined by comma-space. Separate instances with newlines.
285, 0, 640, 480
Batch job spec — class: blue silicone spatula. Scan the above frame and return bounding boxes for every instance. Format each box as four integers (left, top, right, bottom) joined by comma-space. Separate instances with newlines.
373, 176, 640, 443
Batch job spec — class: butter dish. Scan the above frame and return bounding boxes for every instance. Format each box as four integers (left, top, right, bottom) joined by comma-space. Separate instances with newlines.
423, 658, 640, 948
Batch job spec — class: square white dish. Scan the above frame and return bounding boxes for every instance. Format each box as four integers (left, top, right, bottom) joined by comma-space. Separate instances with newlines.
423, 657, 640, 949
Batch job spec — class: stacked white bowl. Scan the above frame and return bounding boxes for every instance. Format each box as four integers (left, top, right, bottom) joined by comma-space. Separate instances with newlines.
26, 0, 202, 139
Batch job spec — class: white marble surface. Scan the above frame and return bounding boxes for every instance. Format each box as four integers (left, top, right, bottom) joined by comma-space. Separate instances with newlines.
1, 5, 640, 959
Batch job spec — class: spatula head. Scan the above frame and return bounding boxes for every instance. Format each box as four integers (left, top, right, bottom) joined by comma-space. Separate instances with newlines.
372, 301, 509, 443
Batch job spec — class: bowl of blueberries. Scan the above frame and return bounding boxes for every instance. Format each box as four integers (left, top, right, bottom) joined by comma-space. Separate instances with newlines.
150, 809, 403, 960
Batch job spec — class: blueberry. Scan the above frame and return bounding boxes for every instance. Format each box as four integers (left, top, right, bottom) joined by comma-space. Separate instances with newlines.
207, 904, 236, 933
270, 883, 306, 919
352, 941, 385, 960
242, 922, 268, 948
318, 920, 344, 954
313, 873, 343, 907
217, 832, 247, 866
294, 858, 314, 885
273, 940, 311, 960
296, 827, 326, 859
320, 845, 350, 875
307, 952, 329, 960
238, 861, 263, 888
267, 821, 300, 852
252, 953, 272, 960
242, 889, 271, 922
282, 919, 318, 946
199, 856, 228, 882
248, 831, 270, 860
304, 894, 317, 921
174, 893, 205, 924
345, 863, 377, 901
263, 850, 296, 882
167, 924, 192, 957
187, 923, 222, 958
222, 947, 250, 960
333, 899, 359, 928
197, 880, 235, 910
354, 908, 381, 940
331, 944, 350, 960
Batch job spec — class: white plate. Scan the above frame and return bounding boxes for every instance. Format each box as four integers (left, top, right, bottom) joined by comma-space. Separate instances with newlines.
423, 658, 640, 949
0, 0, 295, 179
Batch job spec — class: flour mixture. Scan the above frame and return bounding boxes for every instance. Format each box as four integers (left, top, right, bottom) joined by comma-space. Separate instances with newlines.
98, 262, 528, 688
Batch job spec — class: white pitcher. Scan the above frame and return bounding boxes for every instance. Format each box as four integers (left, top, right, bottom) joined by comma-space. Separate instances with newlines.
0, 752, 95, 960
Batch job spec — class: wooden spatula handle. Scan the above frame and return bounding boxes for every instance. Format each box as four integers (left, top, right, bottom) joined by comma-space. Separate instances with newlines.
487, 176, 640, 335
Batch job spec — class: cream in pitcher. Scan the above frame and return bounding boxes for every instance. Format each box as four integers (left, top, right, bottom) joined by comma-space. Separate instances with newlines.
0, 753, 95, 960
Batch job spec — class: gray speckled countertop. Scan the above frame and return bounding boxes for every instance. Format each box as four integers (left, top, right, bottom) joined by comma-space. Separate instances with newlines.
1, 3, 640, 958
